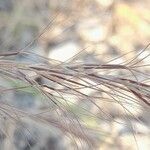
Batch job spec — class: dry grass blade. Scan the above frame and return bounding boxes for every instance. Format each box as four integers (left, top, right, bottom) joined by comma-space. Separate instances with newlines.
0, 45, 150, 149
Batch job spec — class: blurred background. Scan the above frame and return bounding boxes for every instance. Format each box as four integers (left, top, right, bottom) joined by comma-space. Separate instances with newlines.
0, 0, 150, 150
